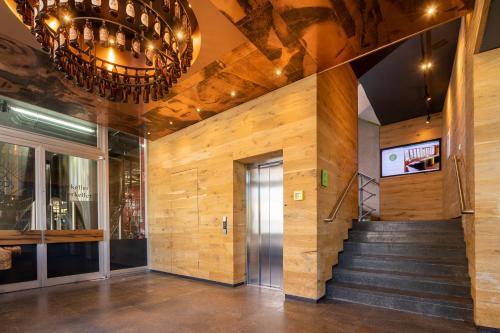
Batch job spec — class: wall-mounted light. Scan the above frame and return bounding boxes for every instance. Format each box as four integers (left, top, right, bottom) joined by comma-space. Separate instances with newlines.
9, 105, 95, 133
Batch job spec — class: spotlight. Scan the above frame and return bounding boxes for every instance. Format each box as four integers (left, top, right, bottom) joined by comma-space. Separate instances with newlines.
426, 5, 437, 16
421, 62, 433, 71
176, 31, 184, 40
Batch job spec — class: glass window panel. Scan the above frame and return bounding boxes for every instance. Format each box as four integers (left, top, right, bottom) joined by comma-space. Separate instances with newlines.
0, 142, 35, 231
46, 152, 98, 230
47, 242, 99, 278
108, 130, 146, 270
0, 96, 97, 146
0, 245, 37, 285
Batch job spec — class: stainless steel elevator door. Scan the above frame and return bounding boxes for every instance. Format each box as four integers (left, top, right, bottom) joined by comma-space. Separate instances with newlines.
247, 161, 284, 289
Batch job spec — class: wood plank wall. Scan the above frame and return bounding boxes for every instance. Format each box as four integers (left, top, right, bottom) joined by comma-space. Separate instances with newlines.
379, 114, 445, 220
317, 65, 358, 297
473, 46, 500, 329
148, 75, 320, 298
148, 64, 359, 299
441, 1, 498, 327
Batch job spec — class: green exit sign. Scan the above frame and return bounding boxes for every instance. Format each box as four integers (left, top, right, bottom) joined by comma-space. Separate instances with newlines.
321, 169, 329, 187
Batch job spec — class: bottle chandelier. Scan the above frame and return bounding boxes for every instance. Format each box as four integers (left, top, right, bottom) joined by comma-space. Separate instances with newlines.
11, 0, 196, 104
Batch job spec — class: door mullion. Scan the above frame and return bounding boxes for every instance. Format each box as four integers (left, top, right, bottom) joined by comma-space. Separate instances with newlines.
35, 145, 47, 287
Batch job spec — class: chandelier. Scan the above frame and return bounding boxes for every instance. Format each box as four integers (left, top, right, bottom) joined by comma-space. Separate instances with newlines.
10, 0, 196, 104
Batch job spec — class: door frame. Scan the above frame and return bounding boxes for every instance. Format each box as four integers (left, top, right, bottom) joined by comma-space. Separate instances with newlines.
0, 124, 109, 292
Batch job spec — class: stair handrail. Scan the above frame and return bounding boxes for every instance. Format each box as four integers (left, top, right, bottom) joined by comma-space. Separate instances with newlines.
453, 155, 474, 215
324, 171, 358, 223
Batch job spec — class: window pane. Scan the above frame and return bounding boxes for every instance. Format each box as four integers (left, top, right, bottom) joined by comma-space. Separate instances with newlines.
0, 96, 97, 146
46, 152, 98, 230
108, 130, 147, 270
0, 142, 35, 231
0, 245, 37, 285
47, 242, 99, 278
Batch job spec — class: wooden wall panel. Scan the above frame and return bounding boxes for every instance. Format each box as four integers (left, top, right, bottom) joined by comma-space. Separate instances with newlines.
148, 75, 319, 297
473, 46, 500, 329
380, 114, 444, 220
317, 65, 358, 297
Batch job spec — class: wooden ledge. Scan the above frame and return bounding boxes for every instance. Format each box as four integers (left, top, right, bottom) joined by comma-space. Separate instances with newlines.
44, 230, 104, 243
0, 230, 42, 245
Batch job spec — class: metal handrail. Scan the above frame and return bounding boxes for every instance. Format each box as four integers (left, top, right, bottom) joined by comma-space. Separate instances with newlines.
453, 156, 474, 215
324, 171, 358, 223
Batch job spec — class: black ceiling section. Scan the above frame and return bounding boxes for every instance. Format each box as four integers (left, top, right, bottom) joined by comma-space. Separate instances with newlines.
355, 19, 461, 126
480, 0, 500, 53
351, 41, 403, 79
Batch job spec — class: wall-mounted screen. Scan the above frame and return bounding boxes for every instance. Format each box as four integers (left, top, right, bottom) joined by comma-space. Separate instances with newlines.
381, 139, 441, 178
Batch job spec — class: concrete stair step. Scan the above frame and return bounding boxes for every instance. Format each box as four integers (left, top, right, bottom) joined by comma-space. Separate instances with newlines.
326, 282, 473, 322
338, 253, 469, 278
343, 241, 466, 259
348, 230, 465, 245
332, 267, 470, 298
352, 220, 462, 232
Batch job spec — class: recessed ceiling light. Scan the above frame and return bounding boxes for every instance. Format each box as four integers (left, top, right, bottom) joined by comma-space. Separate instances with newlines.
421, 62, 433, 71
231, 91, 236, 97
169, 121, 173, 125
275, 69, 282, 76
196, 108, 201, 112
426, 5, 437, 16
147, 132, 151, 135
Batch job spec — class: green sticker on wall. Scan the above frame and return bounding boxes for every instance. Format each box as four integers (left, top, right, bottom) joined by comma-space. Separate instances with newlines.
321, 169, 329, 187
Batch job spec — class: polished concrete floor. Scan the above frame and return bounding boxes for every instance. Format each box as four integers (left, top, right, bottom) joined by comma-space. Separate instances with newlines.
0, 272, 477, 333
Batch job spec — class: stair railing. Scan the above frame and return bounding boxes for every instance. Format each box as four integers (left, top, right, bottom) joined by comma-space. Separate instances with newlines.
324, 171, 358, 223
324, 171, 380, 223
358, 172, 379, 221
453, 155, 474, 215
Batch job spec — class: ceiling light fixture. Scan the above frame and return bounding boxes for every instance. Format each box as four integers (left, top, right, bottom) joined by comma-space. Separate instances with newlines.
421, 62, 433, 71
196, 108, 201, 112
9, 105, 95, 133
426, 5, 437, 16
426, 114, 431, 124
11, 0, 197, 105
275, 69, 282, 76
231, 91, 236, 97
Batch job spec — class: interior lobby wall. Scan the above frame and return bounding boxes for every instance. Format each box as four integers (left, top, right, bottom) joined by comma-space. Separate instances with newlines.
379, 114, 444, 220
358, 119, 381, 217
473, 46, 500, 329
148, 74, 320, 298
317, 65, 359, 297
148, 64, 359, 300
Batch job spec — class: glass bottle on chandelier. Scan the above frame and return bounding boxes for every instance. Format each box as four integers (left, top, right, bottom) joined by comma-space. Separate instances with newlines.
75, 0, 84, 11
140, 7, 149, 31
69, 21, 79, 47
153, 16, 161, 39
145, 47, 154, 66
116, 26, 126, 51
91, 0, 101, 13
99, 21, 109, 47
46, 0, 55, 14
131, 32, 141, 58
59, 0, 69, 9
125, 0, 135, 23
109, 0, 118, 17
162, 27, 170, 51
84, 19, 94, 47
162, 0, 170, 12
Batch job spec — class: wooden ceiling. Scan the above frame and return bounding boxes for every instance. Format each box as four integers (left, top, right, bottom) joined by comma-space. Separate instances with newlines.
0, 0, 474, 140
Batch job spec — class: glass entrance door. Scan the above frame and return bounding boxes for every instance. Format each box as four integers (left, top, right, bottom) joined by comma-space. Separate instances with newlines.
0, 127, 105, 292
43, 152, 102, 284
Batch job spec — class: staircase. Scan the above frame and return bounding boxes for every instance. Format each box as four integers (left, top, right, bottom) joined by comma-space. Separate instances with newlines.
326, 219, 473, 322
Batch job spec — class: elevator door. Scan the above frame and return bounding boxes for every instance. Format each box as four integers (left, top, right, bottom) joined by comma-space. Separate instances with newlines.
247, 161, 283, 289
